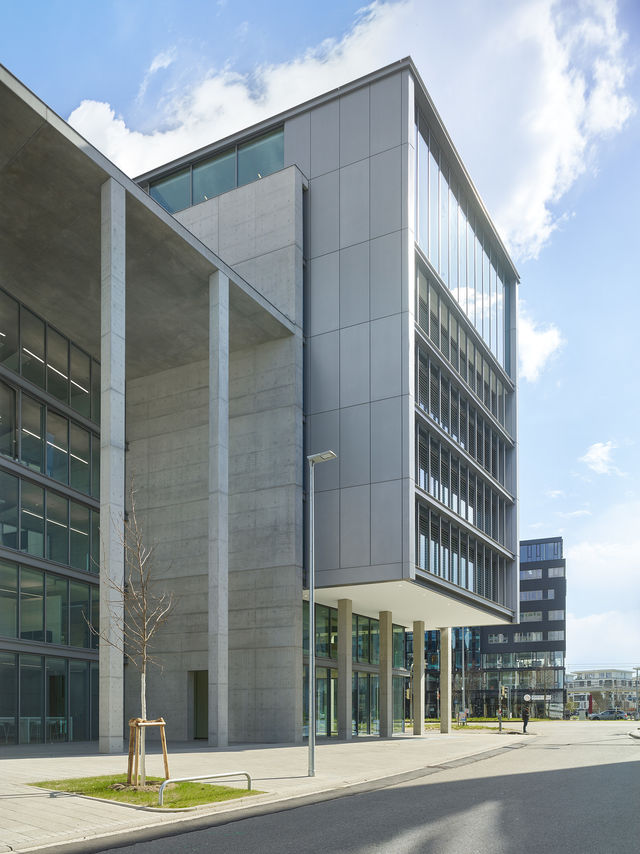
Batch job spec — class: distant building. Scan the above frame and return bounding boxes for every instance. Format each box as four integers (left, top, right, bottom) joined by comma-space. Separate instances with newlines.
414, 536, 566, 719
567, 669, 636, 715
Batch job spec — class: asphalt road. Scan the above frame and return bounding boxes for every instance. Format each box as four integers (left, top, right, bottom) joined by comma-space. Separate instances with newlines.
93, 723, 640, 854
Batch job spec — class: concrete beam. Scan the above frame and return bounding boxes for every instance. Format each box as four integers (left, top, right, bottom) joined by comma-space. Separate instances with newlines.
379, 610, 393, 737
439, 626, 452, 734
337, 599, 353, 740
99, 178, 126, 754
412, 620, 425, 735
208, 270, 229, 747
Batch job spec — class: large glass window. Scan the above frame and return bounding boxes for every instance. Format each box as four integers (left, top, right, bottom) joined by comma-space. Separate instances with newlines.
70, 659, 90, 741
150, 168, 190, 214
193, 149, 235, 203
46, 492, 68, 564
0, 469, 18, 549
46, 575, 68, 645
21, 481, 44, 557
392, 625, 405, 669
20, 567, 44, 641
20, 654, 43, 743
69, 424, 91, 494
21, 310, 45, 388
70, 501, 90, 571
0, 652, 17, 743
547, 566, 565, 578
21, 395, 44, 472
237, 129, 284, 186
46, 657, 67, 741
0, 560, 18, 637
0, 380, 16, 458
70, 581, 90, 648
46, 411, 68, 483
0, 290, 20, 371
46, 327, 69, 403
69, 345, 91, 417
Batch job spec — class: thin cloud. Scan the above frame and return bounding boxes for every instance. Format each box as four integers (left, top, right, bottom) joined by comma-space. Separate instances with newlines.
546, 489, 565, 500
137, 48, 177, 103
67, 0, 634, 261
579, 440, 625, 476
557, 509, 591, 519
518, 304, 564, 382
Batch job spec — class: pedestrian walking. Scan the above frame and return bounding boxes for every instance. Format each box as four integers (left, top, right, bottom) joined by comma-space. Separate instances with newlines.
522, 705, 530, 733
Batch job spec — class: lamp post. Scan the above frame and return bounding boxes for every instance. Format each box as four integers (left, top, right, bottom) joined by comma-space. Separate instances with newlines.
307, 450, 337, 777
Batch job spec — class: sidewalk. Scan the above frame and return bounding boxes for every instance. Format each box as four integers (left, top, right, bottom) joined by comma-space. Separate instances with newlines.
0, 728, 528, 852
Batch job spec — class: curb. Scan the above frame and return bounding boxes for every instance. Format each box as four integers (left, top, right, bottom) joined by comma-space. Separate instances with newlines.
628, 728, 640, 740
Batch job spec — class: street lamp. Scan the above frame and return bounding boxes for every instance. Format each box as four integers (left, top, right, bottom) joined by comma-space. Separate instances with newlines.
307, 450, 337, 778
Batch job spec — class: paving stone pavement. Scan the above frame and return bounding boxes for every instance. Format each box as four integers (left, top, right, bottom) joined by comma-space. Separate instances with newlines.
0, 728, 528, 852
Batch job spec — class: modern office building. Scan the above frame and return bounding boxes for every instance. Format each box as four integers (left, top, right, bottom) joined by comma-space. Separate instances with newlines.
567, 669, 636, 715
417, 536, 567, 718
0, 56, 520, 749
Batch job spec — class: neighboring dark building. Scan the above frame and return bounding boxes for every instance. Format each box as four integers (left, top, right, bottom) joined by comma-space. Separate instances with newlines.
416, 536, 567, 718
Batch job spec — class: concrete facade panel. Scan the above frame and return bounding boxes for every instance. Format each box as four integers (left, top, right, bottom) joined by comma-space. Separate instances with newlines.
371, 396, 403, 483
310, 101, 340, 177
339, 242, 369, 328
340, 87, 370, 166
309, 171, 339, 258
284, 111, 311, 178
371, 479, 403, 565
370, 314, 402, 401
309, 251, 339, 336
370, 146, 402, 239
308, 331, 340, 414
340, 323, 370, 407
340, 484, 370, 568
339, 403, 370, 488
315, 489, 339, 572
370, 231, 402, 320
370, 73, 402, 155
339, 159, 370, 249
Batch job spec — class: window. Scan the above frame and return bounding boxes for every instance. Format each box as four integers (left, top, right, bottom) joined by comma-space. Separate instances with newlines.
193, 149, 235, 204
0, 290, 20, 371
150, 168, 190, 214
520, 590, 543, 601
0, 560, 18, 637
237, 129, 284, 186
520, 568, 542, 580
547, 589, 555, 599
548, 610, 564, 621
488, 633, 508, 644
0, 381, 16, 458
520, 611, 542, 622
0, 469, 18, 549
514, 631, 543, 643
548, 565, 565, 577
548, 630, 564, 641
21, 396, 44, 472
20, 568, 44, 641
392, 625, 405, 669
21, 481, 44, 557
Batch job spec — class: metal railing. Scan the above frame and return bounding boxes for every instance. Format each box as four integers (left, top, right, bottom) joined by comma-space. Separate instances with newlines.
158, 771, 252, 806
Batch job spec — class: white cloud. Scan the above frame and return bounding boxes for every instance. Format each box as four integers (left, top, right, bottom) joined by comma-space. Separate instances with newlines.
136, 48, 177, 103
518, 303, 564, 381
546, 489, 565, 500
579, 440, 625, 475
557, 509, 591, 519
566, 610, 640, 669
67, 0, 634, 260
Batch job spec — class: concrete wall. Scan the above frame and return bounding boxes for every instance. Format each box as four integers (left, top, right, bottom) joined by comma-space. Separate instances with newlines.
176, 167, 305, 742
284, 68, 416, 589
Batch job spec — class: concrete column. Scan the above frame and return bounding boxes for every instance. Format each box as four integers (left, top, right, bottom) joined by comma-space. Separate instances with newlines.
99, 178, 126, 754
412, 620, 425, 735
439, 626, 452, 734
337, 599, 353, 740
379, 611, 393, 737
208, 270, 229, 747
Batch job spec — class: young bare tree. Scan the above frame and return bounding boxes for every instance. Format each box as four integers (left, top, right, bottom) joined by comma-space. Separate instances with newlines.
92, 480, 174, 786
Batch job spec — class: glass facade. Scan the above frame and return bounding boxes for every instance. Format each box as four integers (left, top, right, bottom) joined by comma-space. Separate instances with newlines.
149, 128, 284, 214
0, 290, 99, 744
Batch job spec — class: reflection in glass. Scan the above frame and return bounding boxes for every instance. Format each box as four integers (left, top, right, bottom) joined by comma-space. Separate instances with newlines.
21, 310, 45, 388
46, 492, 68, 565
46, 327, 69, 403
0, 290, 19, 371
150, 168, 190, 213
90, 510, 100, 573
91, 360, 100, 424
21, 395, 44, 472
46, 574, 68, 645
20, 568, 44, 641
69, 581, 90, 648
0, 381, 16, 458
46, 410, 68, 483
46, 657, 67, 741
70, 502, 90, 571
0, 469, 18, 549
70, 659, 89, 741
20, 654, 43, 743
21, 481, 44, 557
0, 561, 18, 637
69, 424, 90, 494
193, 150, 235, 203
237, 129, 284, 187
0, 652, 17, 743
70, 345, 91, 417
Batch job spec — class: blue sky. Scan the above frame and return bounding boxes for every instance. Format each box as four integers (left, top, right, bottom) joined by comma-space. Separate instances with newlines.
2, 0, 639, 670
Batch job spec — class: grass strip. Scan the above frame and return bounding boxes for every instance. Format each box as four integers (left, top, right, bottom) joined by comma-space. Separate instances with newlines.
30, 774, 261, 809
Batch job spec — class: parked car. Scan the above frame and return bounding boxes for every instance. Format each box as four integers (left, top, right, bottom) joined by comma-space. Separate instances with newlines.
589, 709, 629, 720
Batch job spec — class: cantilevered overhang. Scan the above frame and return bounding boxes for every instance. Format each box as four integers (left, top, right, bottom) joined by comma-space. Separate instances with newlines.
310, 577, 513, 630
0, 66, 296, 379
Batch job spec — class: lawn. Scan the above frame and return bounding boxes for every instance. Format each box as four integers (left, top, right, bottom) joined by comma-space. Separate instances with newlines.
30, 774, 261, 808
